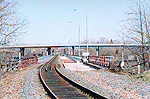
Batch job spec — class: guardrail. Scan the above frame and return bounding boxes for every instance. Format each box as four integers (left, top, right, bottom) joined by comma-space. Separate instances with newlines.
38, 55, 53, 63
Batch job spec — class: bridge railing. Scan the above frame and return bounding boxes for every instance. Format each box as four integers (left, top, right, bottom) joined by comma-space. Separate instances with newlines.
88, 56, 114, 67
21, 56, 37, 67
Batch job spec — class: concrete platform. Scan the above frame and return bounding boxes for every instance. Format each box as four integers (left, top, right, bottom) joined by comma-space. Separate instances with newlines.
59, 56, 69, 60
60, 56, 94, 71
64, 63, 95, 71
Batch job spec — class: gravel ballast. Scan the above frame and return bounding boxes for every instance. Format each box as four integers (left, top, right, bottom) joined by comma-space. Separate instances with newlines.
18, 68, 51, 99
58, 67, 150, 99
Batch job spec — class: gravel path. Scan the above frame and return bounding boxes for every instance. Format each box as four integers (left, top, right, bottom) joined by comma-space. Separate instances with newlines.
0, 70, 26, 99
0, 62, 51, 99
58, 68, 150, 99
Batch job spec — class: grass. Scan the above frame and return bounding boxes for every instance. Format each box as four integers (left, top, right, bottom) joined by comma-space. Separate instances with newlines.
115, 69, 150, 82
131, 70, 150, 81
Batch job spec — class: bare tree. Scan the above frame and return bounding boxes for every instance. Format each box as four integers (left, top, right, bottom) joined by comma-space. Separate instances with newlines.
119, 0, 150, 71
97, 37, 109, 44
0, 0, 27, 45
0, 0, 27, 72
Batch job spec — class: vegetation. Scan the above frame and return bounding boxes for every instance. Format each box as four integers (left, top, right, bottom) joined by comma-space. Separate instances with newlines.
118, 0, 150, 72
0, 0, 27, 45
0, 0, 27, 72
131, 70, 150, 81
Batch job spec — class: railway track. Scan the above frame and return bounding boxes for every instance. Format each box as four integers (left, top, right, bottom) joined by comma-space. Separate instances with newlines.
39, 55, 106, 99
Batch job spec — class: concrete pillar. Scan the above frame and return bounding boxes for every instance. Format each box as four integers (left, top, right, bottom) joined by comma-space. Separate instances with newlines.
72, 46, 75, 56
19, 51, 21, 63
47, 47, 51, 55
121, 45, 125, 69
20, 48, 25, 57
19, 48, 25, 63
96, 47, 100, 56
64, 49, 66, 54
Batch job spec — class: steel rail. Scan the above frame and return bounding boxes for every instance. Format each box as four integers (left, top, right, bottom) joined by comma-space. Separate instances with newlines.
39, 56, 58, 99
55, 64, 107, 99
40, 55, 107, 99
40, 55, 89, 98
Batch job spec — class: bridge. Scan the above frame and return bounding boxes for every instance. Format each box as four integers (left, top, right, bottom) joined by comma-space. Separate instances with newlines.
0, 44, 145, 49
0, 43, 147, 59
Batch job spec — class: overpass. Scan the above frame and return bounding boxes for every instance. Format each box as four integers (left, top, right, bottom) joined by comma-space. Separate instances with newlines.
0, 44, 146, 49
0, 44, 147, 60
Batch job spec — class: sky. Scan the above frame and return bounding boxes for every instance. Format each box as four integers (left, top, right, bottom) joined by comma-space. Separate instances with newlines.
18, 0, 133, 45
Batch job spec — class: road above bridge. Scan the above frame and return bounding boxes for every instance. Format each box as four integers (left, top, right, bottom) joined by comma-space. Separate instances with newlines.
0, 44, 148, 49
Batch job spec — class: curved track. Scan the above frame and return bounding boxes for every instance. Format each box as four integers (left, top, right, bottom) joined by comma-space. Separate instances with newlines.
39, 55, 106, 99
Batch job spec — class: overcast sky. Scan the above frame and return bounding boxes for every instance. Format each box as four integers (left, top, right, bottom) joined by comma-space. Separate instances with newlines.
18, 0, 134, 45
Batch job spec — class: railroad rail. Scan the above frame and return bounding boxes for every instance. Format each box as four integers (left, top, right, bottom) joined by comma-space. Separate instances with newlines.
39, 55, 107, 99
